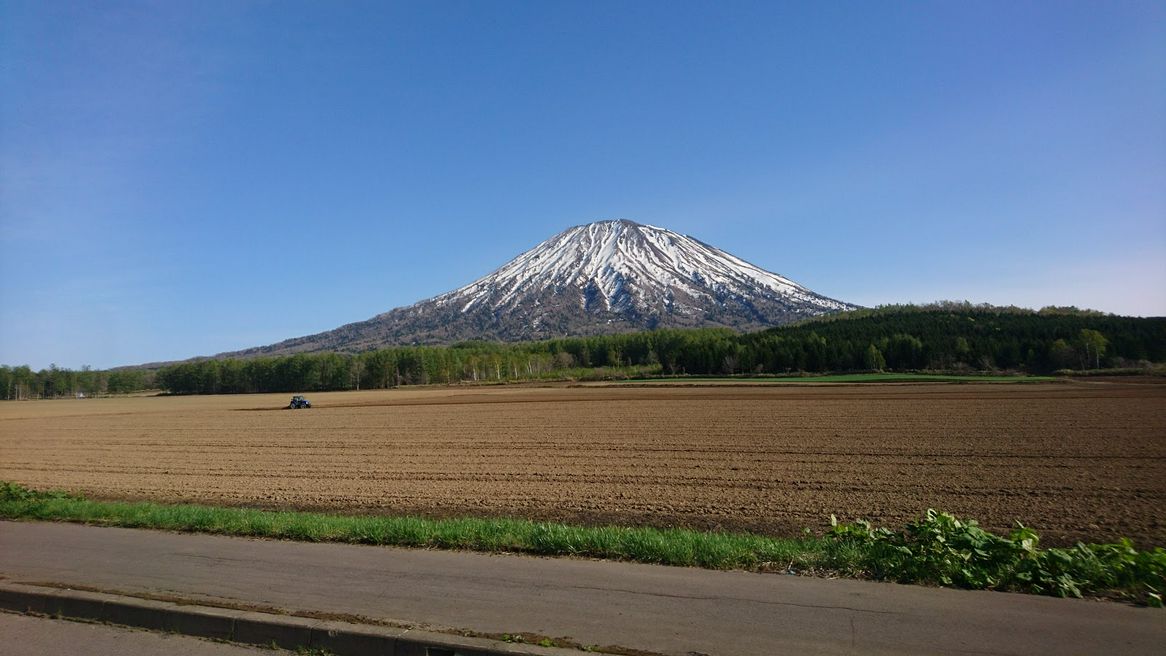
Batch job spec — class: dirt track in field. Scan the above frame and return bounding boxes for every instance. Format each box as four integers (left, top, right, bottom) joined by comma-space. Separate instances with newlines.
2, 382, 1164, 546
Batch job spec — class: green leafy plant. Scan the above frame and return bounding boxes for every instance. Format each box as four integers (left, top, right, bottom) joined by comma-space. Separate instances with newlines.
827, 509, 1166, 604
0, 481, 80, 502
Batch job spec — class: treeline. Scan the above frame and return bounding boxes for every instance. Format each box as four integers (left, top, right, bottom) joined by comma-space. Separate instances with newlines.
753, 303, 1165, 372
6, 304, 1165, 398
153, 338, 668, 395
151, 305, 1164, 394
0, 365, 150, 400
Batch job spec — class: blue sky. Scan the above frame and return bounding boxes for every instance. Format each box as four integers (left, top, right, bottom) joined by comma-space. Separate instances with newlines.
1, 1, 1163, 369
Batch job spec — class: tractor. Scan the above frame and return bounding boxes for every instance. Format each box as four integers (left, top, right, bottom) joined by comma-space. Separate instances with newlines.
288, 395, 312, 409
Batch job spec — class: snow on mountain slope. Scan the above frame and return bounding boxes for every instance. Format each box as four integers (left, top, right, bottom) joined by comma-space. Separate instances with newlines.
434, 219, 852, 318
225, 219, 857, 356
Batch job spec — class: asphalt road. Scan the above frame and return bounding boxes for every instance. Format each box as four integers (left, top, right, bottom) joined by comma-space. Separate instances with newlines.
1, 521, 1162, 655
0, 611, 275, 656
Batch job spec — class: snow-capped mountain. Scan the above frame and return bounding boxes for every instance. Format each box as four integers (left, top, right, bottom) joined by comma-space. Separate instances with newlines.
228, 220, 856, 356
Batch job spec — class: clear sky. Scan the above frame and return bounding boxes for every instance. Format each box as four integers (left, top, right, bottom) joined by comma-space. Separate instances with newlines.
2, 1, 1164, 369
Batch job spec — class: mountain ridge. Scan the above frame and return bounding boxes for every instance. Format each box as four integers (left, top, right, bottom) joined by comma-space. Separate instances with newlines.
221, 219, 856, 358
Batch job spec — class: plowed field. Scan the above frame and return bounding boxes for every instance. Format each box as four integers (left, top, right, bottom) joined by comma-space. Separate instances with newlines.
2, 382, 1164, 545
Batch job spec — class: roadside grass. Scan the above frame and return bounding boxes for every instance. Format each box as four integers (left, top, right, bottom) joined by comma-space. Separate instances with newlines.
617, 372, 1058, 384
0, 484, 812, 570
1, 482, 1160, 605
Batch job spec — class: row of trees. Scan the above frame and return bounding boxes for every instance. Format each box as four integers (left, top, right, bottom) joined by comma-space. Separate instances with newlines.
152, 339, 659, 395
0, 365, 150, 400
152, 328, 817, 394
151, 307, 1164, 394
6, 304, 1164, 398
753, 304, 1164, 372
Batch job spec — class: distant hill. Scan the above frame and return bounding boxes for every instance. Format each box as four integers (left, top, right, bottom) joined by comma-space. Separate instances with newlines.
220, 219, 855, 358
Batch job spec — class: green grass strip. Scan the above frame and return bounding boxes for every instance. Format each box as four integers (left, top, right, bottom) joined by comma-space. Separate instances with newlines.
0, 483, 1160, 606
0, 494, 819, 571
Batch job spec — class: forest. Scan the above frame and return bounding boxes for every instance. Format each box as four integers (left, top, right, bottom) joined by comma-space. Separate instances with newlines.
3, 303, 1163, 398
0, 365, 148, 400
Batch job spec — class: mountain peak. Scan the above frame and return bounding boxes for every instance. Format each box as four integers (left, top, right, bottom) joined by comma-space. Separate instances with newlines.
576, 218, 644, 227
225, 220, 856, 356
437, 220, 847, 318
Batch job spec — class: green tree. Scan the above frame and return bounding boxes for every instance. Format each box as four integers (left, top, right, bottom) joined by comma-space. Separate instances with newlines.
1048, 339, 1077, 370
107, 370, 147, 394
1078, 329, 1108, 369
864, 343, 886, 371
954, 337, 971, 364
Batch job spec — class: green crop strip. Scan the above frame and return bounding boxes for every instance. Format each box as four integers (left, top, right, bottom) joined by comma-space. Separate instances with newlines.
1, 482, 1160, 605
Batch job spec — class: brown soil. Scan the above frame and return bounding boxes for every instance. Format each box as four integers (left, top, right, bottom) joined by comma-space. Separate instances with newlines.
2, 382, 1164, 546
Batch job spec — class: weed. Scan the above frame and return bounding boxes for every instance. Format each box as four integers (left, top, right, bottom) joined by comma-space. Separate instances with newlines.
0, 481, 80, 502
826, 509, 1166, 604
